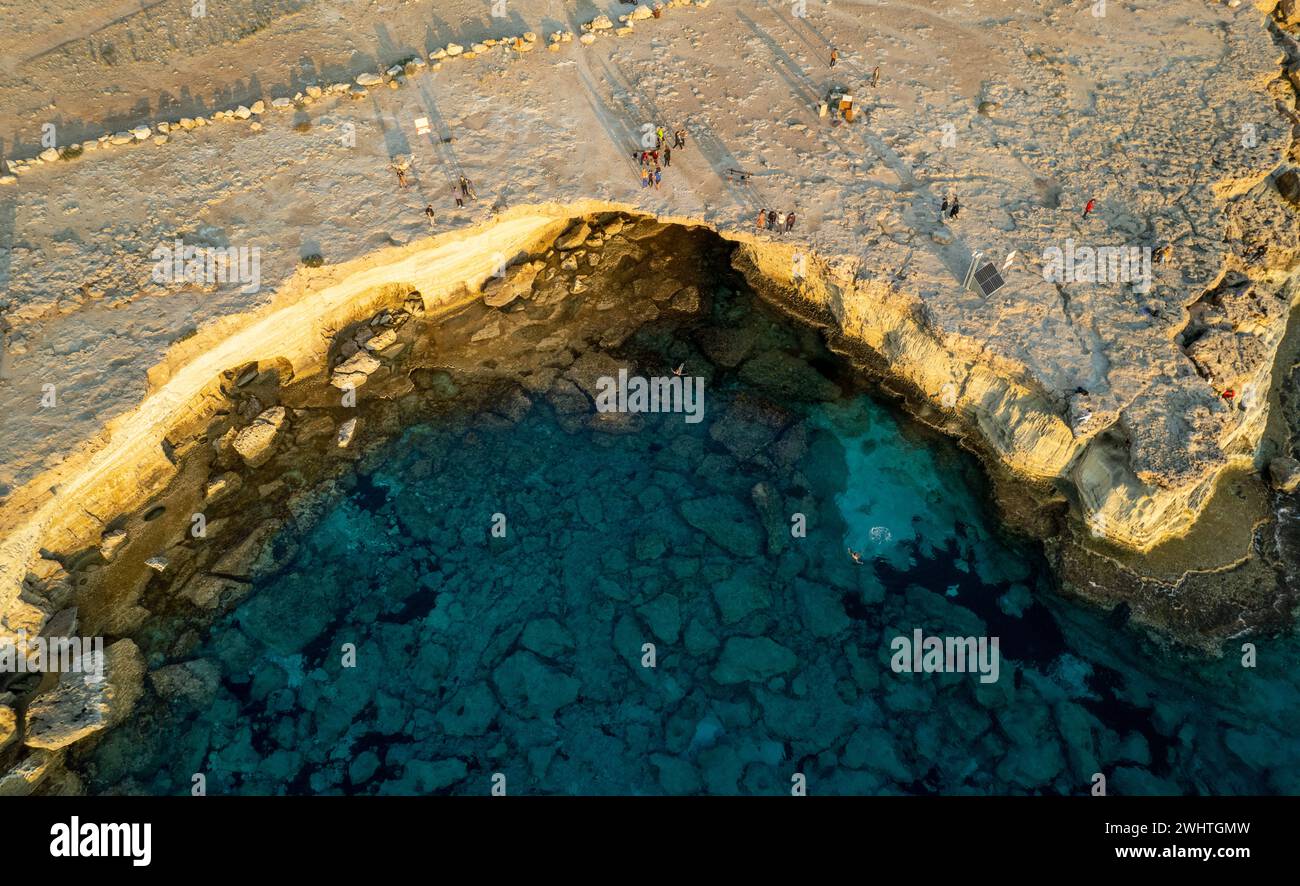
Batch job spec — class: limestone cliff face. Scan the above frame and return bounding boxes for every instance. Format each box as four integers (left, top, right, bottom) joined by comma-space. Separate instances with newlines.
730, 229, 1299, 555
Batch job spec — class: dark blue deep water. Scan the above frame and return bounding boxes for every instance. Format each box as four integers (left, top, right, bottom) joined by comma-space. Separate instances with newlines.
81, 272, 1300, 796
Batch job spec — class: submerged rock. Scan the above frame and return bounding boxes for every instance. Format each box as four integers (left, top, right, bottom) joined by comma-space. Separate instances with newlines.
150, 659, 221, 709
492, 650, 581, 720
679, 496, 764, 557
711, 637, 797, 684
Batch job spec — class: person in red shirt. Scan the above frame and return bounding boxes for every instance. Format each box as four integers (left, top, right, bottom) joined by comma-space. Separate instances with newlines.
1083, 198, 1096, 218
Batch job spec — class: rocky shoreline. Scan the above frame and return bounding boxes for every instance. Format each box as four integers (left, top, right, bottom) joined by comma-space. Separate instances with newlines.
2, 211, 1297, 793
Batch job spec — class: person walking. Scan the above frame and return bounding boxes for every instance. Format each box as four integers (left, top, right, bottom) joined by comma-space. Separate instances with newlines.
459, 175, 476, 199
424, 205, 435, 226
767, 209, 778, 230
830, 47, 839, 68
664, 145, 672, 167
394, 166, 407, 188
949, 197, 960, 219
675, 128, 686, 149
1083, 198, 1096, 219
940, 196, 949, 221
453, 185, 464, 208
757, 208, 766, 230
871, 65, 880, 88
785, 211, 796, 232
654, 166, 662, 189
641, 167, 651, 188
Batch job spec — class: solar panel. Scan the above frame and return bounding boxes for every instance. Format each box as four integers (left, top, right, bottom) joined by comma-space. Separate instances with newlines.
972, 263, 1006, 297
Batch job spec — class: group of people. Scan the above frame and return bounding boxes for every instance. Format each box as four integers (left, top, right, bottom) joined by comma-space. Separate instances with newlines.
939, 194, 961, 221
756, 208, 797, 233
422, 175, 477, 227
635, 126, 687, 190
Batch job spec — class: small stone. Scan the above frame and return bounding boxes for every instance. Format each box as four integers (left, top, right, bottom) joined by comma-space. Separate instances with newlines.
144, 556, 168, 572
337, 418, 358, 448
445, 43, 464, 56
233, 106, 252, 120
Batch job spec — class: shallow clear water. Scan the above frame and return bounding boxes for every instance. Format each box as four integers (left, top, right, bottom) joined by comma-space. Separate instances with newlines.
82, 282, 1300, 796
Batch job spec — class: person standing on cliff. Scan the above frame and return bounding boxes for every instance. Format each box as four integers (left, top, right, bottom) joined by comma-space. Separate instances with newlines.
785, 211, 796, 232
756, 208, 766, 230
453, 185, 464, 208
830, 47, 839, 68
1083, 198, 1096, 219
674, 128, 686, 149
872, 65, 881, 88
653, 167, 662, 189
767, 209, 778, 230
664, 145, 672, 167
940, 196, 950, 221
949, 196, 960, 219
424, 205, 435, 226
459, 175, 477, 200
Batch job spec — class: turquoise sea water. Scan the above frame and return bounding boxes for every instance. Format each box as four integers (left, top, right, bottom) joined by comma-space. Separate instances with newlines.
81, 281, 1300, 795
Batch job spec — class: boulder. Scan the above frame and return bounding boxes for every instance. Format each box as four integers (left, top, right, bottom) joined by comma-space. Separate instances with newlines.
482, 262, 542, 307
555, 222, 592, 250
232, 405, 288, 467
205, 471, 242, 502
0, 692, 17, 752
356, 72, 383, 86
1268, 456, 1300, 493
0, 750, 54, 797
330, 351, 382, 390
588, 15, 614, 30
24, 640, 145, 750
363, 328, 398, 351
